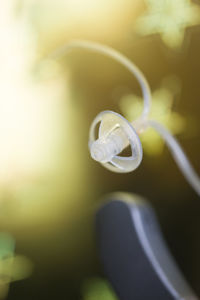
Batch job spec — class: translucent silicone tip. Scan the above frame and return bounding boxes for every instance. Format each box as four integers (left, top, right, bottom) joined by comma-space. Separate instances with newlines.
90, 140, 107, 162
89, 111, 143, 173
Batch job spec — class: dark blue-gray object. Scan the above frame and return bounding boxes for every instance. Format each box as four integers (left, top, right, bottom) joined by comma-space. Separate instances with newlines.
96, 192, 198, 300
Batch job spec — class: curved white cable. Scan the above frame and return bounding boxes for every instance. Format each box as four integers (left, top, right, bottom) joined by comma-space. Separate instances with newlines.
50, 40, 151, 119
49, 40, 200, 196
148, 120, 200, 196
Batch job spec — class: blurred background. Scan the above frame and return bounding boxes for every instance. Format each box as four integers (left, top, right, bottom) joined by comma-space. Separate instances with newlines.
0, 0, 200, 299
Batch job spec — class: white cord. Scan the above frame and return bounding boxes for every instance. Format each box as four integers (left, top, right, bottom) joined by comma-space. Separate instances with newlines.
148, 120, 200, 196
50, 40, 200, 196
50, 40, 151, 120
